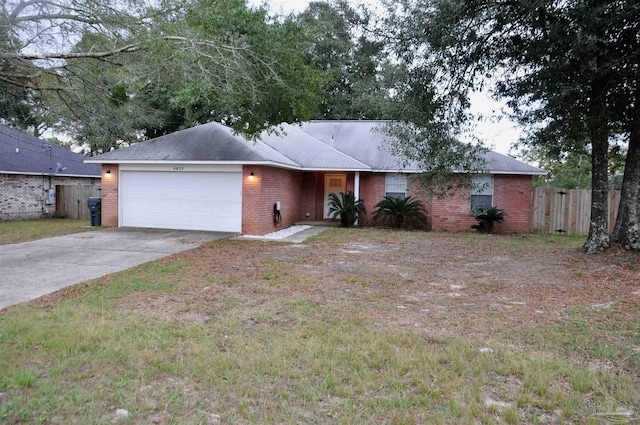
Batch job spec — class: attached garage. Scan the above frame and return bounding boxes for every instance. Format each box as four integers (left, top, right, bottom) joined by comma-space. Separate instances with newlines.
119, 166, 242, 232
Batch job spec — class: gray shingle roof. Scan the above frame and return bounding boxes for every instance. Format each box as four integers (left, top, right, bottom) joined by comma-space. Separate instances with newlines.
87, 120, 546, 175
0, 125, 100, 177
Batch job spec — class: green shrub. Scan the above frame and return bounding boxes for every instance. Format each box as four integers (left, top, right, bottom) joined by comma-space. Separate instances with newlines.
372, 196, 428, 229
328, 191, 366, 227
471, 206, 506, 233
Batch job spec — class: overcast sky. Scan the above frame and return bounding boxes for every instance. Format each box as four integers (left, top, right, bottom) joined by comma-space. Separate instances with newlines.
250, 0, 521, 155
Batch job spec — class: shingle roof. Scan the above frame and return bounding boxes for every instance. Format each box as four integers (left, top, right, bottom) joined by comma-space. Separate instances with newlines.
0, 126, 100, 177
87, 120, 546, 175
91, 122, 299, 168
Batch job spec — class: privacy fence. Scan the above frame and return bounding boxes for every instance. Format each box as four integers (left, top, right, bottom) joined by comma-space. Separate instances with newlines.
531, 188, 621, 235
55, 185, 101, 220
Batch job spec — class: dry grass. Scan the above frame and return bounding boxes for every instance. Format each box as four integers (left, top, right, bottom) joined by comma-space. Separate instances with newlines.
0, 219, 94, 245
0, 228, 638, 424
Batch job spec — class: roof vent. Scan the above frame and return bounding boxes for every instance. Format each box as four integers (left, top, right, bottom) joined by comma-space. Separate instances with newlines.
15, 148, 19, 153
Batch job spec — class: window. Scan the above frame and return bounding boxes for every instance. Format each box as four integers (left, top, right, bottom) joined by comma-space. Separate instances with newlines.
470, 175, 493, 211
385, 174, 407, 199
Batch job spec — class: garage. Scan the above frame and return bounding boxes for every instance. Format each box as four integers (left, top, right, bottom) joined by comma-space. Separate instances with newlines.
119, 170, 242, 232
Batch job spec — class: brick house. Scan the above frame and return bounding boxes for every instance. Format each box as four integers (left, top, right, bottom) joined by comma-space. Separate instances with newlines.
0, 126, 101, 220
86, 120, 545, 235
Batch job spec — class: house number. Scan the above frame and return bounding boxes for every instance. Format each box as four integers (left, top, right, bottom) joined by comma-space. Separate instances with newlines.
173, 166, 184, 171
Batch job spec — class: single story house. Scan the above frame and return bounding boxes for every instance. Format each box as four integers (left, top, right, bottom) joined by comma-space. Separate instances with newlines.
0, 125, 101, 220
85, 120, 546, 234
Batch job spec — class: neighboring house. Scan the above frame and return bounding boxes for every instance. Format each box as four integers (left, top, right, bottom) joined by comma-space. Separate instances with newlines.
85, 120, 546, 235
0, 126, 101, 220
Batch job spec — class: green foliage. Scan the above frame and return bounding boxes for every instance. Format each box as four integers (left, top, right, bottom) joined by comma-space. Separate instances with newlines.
1, 0, 322, 153
383, 122, 488, 199
385, 0, 639, 251
296, 2, 400, 120
327, 191, 366, 228
471, 206, 506, 234
372, 196, 428, 229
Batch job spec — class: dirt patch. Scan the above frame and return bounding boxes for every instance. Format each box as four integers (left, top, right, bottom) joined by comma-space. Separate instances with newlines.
89, 231, 637, 348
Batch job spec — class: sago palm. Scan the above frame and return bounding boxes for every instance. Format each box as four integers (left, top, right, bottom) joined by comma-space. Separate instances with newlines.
372, 196, 428, 229
328, 191, 366, 227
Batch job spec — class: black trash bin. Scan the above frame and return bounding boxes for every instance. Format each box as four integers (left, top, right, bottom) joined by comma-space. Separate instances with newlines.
87, 197, 102, 226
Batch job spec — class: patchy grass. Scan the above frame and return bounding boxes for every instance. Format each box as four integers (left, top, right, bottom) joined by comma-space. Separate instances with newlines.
0, 229, 638, 424
0, 219, 94, 245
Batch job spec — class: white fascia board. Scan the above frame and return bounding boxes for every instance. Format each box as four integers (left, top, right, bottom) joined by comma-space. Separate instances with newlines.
0, 170, 100, 178
85, 159, 301, 169
489, 170, 548, 176
299, 167, 372, 172
369, 169, 547, 176
83, 160, 374, 172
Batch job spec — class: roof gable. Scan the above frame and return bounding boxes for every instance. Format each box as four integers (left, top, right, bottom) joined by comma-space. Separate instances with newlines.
0, 126, 100, 177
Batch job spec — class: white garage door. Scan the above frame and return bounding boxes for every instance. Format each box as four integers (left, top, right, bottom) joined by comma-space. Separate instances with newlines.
120, 171, 242, 232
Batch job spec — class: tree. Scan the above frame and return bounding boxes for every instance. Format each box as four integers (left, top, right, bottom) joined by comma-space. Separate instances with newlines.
1, 0, 321, 151
384, 0, 639, 252
296, 1, 399, 120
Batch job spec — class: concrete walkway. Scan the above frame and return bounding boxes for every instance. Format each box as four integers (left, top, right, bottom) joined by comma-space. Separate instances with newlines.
0, 228, 233, 310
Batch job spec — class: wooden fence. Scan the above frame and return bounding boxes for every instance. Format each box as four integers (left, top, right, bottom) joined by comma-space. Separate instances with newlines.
55, 185, 101, 220
531, 188, 621, 235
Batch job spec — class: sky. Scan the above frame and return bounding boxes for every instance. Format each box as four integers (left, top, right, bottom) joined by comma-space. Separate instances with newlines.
251, 0, 522, 156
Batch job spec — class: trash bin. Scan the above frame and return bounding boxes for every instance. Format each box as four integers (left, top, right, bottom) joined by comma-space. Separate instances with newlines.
87, 197, 102, 226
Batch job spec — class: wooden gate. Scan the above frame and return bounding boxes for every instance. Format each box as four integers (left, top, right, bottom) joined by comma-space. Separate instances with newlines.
531, 188, 621, 235
55, 185, 101, 220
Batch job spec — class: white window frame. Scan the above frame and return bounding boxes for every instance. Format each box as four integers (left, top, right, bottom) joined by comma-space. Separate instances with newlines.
470, 175, 493, 211
385, 174, 407, 199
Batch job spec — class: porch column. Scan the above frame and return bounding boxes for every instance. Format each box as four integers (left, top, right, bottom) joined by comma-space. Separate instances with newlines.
354, 171, 361, 225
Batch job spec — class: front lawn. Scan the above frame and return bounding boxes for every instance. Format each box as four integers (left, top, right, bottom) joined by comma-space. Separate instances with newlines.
0, 229, 638, 424
0, 219, 94, 245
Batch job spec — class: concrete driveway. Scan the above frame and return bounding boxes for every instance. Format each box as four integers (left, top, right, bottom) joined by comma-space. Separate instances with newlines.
0, 228, 233, 310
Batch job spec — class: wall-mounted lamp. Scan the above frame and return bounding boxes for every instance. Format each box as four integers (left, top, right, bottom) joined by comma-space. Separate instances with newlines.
248, 171, 255, 181
104, 169, 112, 178
106, 169, 111, 174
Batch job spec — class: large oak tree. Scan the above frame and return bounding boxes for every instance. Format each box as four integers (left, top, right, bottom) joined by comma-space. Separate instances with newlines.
385, 0, 640, 252
1, 0, 321, 151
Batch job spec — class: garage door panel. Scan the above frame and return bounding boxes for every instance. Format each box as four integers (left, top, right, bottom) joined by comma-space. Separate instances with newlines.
120, 171, 242, 232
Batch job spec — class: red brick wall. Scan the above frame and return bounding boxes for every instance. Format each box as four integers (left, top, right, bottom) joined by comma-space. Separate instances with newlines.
300, 172, 319, 220
429, 186, 475, 231
493, 174, 534, 233
241, 165, 303, 235
339, 172, 534, 233
358, 172, 386, 225
101, 164, 118, 226
429, 174, 534, 233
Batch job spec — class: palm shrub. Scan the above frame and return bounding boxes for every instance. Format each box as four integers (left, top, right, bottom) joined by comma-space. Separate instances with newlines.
471, 206, 506, 233
328, 191, 366, 227
372, 196, 428, 229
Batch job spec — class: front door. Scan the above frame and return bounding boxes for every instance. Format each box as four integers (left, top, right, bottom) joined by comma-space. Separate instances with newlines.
324, 173, 347, 219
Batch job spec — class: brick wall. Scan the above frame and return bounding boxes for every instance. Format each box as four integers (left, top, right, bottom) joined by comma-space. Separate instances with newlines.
493, 174, 534, 233
429, 174, 534, 233
300, 172, 319, 220
339, 172, 534, 233
0, 173, 100, 221
100, 164, 118, 227
358, 172, 386, 225
242, 165, 303, 235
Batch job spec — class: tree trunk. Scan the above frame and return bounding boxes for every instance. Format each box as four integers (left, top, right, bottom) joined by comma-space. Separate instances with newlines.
583, 105, 611, 253
611, 117, 640, 250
